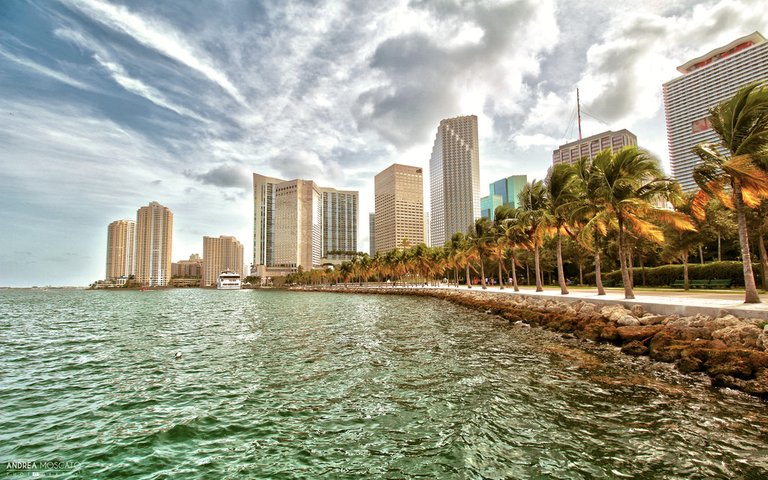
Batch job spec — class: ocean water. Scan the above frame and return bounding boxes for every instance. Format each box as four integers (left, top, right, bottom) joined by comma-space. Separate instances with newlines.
0, 288, 766, 479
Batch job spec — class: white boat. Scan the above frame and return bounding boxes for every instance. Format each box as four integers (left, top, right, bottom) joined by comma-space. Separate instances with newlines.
217, 271, 241, 290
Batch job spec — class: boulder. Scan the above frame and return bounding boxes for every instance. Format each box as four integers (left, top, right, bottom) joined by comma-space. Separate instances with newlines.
630, 304, 646, 317
600, 304, 633, 323
639, 314, 667, 326
758, 325, 768, 351
617, 325, 665, 343
617, 315, 641, 326
711, 323, 762, 349
712, 370, 768, 397
621, 341, 648, 356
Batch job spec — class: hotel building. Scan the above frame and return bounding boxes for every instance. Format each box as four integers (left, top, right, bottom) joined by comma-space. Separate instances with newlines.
172, 254, 202, 279
202, 236, 244, 286
480, 175, 528, 219
663, 32, 768, 191
429, 115, 480, 247
105, 219, 135, 280
252, 174, 356, 276
552, 130, 637, 166
369, 213, 376, 256
374, 164, 424, 253
135, 201, 173, 287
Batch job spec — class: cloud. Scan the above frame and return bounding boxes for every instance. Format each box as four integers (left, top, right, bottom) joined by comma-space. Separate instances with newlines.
63, 0, 246, 105
0, 44, 94, 91
185, 164, 251, 190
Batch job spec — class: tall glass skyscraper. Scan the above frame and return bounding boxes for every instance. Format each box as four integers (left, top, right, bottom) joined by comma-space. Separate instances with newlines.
663, 32, 768, 191
429, 115, 480, 247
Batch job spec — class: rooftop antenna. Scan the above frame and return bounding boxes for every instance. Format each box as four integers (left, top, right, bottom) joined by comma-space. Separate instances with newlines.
577, 87, 583, 140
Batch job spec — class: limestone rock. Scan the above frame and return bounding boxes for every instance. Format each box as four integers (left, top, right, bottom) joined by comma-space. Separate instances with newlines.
617, 325, 665, 343
639, 314, 667, 326
600, 304, 633, 323
711, 323, 762, 349
617, 315, 641, 326
758, 325, 768, 351
621, 341, 649, 356
630, 304, 645, 317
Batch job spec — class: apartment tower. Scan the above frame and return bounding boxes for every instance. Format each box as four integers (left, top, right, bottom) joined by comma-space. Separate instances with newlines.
429, 115, 480, 247
105, 219, 135, 280
135, 201, 173, 287
368, 213, 376, 256
253, 173, 285, 268
202, 236, 244, 286
320, 188, 358, 257
374, 164, 424, 253
273, 179, 322, 269
552, 130, 637, 167
663, 32, 768, 191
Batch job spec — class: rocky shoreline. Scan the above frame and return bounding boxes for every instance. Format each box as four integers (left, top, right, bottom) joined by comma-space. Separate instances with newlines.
295, 285, 768, 399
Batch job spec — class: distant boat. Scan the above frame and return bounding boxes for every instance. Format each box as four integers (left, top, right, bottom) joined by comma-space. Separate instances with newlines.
217, 271, 241, 290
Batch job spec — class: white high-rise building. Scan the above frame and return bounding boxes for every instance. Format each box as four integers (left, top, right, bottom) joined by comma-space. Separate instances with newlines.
252, 173, 285, 268
135, 201, 173, 287
319, 188, 358, 257
105, 219, 135, 280
663, 32, 768, 191
429, 115, 480, 247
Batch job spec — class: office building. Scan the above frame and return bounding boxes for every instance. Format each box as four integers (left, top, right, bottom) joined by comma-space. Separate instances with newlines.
253, 173, 285, 268
552, 130, 637, 166
663, 32, 768, 191
374, 164, 424, 253
135, 201, 173, 287
319, 188, 358, 258
202, 236, 244, 286
273, 179, 323, 270
480, 175, 528, 219
369, 213, 376, 256
429, 115, 480, 247
105, 219, 135, 280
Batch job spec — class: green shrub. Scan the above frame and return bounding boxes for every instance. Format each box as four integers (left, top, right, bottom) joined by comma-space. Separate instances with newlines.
583, 261, 761, 287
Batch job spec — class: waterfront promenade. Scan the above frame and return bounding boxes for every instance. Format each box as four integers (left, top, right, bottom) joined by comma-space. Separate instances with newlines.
332, 284, 768, 320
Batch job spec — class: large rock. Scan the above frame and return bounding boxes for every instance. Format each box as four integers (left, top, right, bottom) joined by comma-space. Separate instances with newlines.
758, 325, 768, 351
639, 314, 667, 326
617, 315, 641, 326
621, 341, 649, 356
617, 325, 665, 343
712, 370, 768, 397
711, 323, 762, 349
600, 304, 634, 323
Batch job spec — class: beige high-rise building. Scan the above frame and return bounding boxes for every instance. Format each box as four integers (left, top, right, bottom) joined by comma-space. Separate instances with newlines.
172, 254, 202, 278
202, 236, 244, 286
135, 201, 173, 287
105, 219, 135, 280
273, 179, 322, 270
552, 129, 637, 166
429, 115, 480, 247
374, 164, 424, 253
253, 173, 286, 269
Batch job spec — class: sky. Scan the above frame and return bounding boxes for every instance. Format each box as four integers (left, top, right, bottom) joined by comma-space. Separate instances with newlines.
1, 0, 767, 287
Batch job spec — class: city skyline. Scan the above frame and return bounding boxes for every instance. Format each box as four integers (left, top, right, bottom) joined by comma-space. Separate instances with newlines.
2, 0, 768, 286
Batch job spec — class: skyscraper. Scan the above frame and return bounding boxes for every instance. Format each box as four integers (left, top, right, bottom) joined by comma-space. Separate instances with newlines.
663, 32, 768, 191
273, 179, 322, 270
105, 219, 135, 280
374, 164, 424, 253
135, 201, 173, 287
253, 173, 285, 268
369, 213, 376, 256
480, 175, 528, 219
552, 130, 637, 166
319, 187, 358, 257
429, 115, 480, 247
202, 235, 244, 286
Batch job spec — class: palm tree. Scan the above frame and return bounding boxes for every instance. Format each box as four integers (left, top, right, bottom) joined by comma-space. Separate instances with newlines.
498, 206, 529, 292
692, 83, 768, 303
543, 163, 578, 294
662, 193, 702, 290
467, 217, 494, 289
590, 146, 693, 299
518, 180, 547, 292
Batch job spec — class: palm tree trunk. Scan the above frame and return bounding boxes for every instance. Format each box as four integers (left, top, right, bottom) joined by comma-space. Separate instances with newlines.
718, 233, 722, 262
480, 260, 487, 289
465, 264, 472, 289
497, 258, 504, 290
683, 250, 689, 291
698, 244, 705, 265
556, 228, 569, 294
734, 185, 761, 303
594, 233, 606, 296
759, 232, 768, 291
534, 241, 543, 292
510, 254, 519, 292
617, 218, 635, 299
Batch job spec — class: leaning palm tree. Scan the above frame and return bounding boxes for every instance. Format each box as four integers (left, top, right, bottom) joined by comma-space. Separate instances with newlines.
518, 180, 547, 292
543, 163, 579, 294
571, 155, 608, 295
590, 146, 693, 299
691, 83, 768, 303
498, 206, 529, 292
467, 217, 494, 289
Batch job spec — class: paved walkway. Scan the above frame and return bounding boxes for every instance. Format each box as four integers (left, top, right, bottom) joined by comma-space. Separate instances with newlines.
418, 284, 768, 319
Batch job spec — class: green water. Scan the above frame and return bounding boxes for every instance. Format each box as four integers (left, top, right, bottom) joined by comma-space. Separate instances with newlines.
0, 289, 766, 479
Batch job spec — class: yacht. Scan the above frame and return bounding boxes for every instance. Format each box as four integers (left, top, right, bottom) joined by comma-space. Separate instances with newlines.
217, 271, 241, 290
